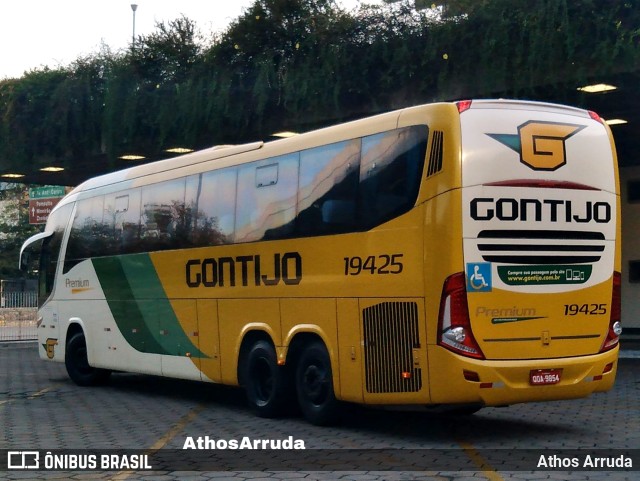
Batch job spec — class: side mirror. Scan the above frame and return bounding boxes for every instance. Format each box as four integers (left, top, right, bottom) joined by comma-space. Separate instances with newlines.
19, 231, 53, 271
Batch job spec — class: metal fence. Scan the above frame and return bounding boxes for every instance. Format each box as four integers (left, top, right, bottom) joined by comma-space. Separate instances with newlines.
1, 291, 37, 308
0, 291, 38, 341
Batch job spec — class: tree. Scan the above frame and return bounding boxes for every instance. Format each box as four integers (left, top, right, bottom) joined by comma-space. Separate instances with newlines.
131, 15, 203, 85
103, 16, 205, 157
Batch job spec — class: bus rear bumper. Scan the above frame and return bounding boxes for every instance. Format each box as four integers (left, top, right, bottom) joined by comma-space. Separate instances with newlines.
427, 345, 619, 407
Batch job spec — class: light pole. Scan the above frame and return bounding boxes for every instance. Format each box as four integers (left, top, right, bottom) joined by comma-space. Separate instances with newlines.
131, 4, 138, 52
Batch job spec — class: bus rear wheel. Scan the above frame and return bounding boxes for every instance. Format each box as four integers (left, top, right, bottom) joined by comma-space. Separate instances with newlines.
244, 340, 289, 418
65, 332, 111, 386
295, 341, 340, 425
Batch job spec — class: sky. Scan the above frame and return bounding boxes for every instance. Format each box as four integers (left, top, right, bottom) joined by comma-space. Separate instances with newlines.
0, 0, 382, 80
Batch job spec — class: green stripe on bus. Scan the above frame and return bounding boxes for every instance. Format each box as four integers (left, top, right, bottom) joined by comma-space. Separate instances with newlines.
93, 254, 205, 358
119, 254, 205, 358
92, 256, 165, 354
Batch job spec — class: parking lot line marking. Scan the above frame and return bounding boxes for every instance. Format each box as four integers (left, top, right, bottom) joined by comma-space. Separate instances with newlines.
457, 439, 504, 481
27, 385, 57, 399
112, 403, 206, 480
0, 383, 63, 407
149, 403, 206, 450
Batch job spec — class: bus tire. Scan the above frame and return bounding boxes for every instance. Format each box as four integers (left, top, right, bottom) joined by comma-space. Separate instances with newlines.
244, 340, 289, 418
65, 332, 111, 386
295, 341, 340, 426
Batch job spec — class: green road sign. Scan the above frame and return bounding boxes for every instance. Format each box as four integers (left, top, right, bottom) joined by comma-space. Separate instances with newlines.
28, 185, 65, 199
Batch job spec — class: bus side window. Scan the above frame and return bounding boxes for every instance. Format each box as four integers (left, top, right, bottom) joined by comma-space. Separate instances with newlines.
359, 126, 428, 229
296, 139, 361, 236
64, 196, 105, 273
186, 168, 237, 247
235, 153, 299, 243
140, 179, 187, 252
103, 190, 142, 256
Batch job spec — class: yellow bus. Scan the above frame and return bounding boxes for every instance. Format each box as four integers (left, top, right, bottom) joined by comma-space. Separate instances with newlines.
21, 100, 621, 425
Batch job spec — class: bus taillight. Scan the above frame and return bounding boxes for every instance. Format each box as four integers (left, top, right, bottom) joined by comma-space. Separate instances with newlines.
600, 271, 622, 353
456, 100, 472, 113
438, 272, 485, 359
588, 110, 604, 124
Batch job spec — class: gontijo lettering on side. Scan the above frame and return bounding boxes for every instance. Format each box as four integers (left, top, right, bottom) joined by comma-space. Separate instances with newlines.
185, 252, 302, 288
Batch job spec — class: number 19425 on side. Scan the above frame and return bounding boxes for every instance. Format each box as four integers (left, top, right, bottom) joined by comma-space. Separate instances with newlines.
343, 254, 404, 276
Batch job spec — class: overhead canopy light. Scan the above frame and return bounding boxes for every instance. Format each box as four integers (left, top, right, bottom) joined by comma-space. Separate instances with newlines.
1, 173, 25, 179
577, 83, 617, 93
605, 119, 628, 126
119, 154, 146, 161
40, 166, 65, 172
165, 147, 194, 154
272, 131, 298, 138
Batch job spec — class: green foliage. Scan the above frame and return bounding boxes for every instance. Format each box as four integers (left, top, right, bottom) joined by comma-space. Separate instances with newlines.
0, 0, 638, 175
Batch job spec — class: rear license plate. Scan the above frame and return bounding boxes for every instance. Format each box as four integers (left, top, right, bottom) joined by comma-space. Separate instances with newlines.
530, 369, 562, 386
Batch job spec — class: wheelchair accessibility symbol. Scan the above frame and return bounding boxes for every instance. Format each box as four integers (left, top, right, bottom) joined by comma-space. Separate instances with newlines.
466, 263, 492, 292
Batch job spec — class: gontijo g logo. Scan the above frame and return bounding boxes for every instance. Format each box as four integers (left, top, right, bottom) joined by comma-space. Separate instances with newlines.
488, 121, 586, 171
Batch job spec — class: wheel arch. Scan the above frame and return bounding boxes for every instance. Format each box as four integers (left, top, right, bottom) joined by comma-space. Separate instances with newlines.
63, 318, 86, 359
286, 329, 340, 396
237, 328, 276, 387
65, 319, 85, 342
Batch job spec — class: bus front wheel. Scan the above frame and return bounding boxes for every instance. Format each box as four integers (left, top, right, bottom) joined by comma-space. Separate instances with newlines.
65, 332, 111, 386
295, 341, 340, 425
244, 340, 289, 418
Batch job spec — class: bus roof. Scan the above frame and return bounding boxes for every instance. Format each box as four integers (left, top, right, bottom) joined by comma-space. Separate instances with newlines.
70, 141, 264, 195
67, 103, 420, 196
65, 99, 593, 200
